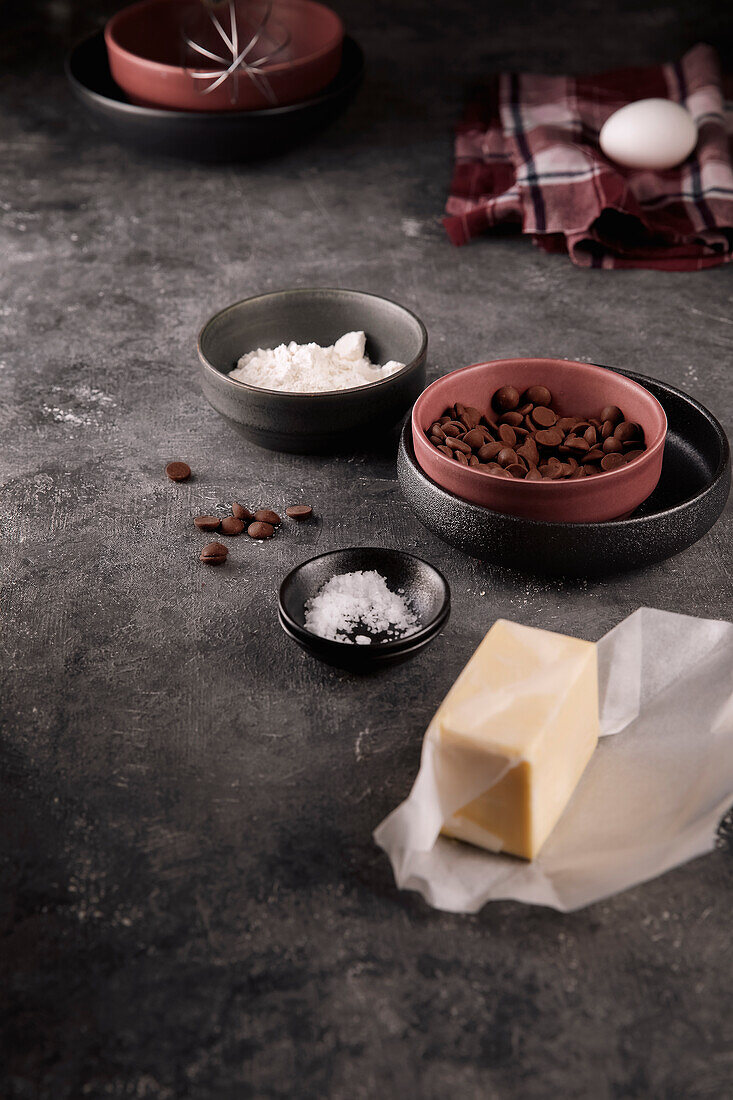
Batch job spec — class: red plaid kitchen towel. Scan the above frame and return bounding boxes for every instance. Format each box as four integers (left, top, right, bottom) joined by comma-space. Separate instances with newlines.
444, 43, 733, 269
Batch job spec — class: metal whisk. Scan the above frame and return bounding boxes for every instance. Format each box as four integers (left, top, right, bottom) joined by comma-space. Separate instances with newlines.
183, 0, 291, 106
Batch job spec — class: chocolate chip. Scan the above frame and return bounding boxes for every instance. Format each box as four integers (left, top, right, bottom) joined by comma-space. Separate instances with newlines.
200, 541, 227, 565
600, 452, 625, 471
498, 411, 524, 427
460, 406, 483, 430
248, 521, 275, 539
254, 509, 281, 526
477, 441, 503, 462
193, 515, 221, 531
437, 444, 453, 457
220, 516, 245, 536
498, 424, 517, 446
505, 463, 527, 478
563, 436, 590, 453
462, 429, 486, 449
165, 461, 191, 482
232, 503, 254, 521
516, 438, 540, 465
286, 505, 313, 519
557, 417, 578, 433
531, 406, 557, 428
601, 405, 624, 425
492, 385, 520, 412
446, 437, 472, 454
523, 385, 552, 407
535, 428, 563, 448
602, 436, 623, 454
497, 447, 518, 467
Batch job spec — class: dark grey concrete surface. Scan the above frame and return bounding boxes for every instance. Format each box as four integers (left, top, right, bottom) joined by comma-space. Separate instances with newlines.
2, 1, 733, 1097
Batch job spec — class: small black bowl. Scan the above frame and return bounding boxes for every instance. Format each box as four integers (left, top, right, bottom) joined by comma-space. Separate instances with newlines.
278, 547, 450, 671
398, 366, 730, 577
197, 288, 428, 453
65, 31, 364, 162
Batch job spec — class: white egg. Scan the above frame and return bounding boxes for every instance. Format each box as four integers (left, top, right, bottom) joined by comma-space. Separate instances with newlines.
599, 98, 697, 171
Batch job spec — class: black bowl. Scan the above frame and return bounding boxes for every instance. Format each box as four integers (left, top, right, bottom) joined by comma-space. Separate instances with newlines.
65, 31, 364, 162
197, 288, 428, 453
278, 547, 450, 671
398, 367, 730, 577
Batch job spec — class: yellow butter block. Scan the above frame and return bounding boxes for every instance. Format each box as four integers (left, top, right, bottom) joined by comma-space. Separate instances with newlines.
439, 620, 599, 860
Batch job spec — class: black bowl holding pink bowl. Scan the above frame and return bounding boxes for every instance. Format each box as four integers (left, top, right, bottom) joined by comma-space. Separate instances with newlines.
278, 547, 451, 671
65, 31, 364, 161
197, 288, 427, 453
412, 358, 667, 524
398, 366, 730, 577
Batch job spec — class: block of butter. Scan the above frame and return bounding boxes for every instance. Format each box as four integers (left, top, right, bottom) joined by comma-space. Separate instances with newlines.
439, 619, 599, 860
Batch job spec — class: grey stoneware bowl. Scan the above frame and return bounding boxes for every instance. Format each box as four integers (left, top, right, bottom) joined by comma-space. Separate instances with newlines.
278, 547, 451, 671
197, 288, 428, 453
398, 367, 730, 578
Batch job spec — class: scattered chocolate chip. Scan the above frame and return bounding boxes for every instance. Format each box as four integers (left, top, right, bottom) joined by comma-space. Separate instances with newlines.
254, 509, 281, 526
193, 515, 221, 531
220, 516, 245, 536
286, 505, 313, 519
248, 521, 275, 539
232, 503, 253, 521
165, 461, 191, 482
200, 541, 227, 565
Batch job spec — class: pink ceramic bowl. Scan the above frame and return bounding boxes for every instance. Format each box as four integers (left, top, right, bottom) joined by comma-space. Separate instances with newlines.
412, 358, 667, 523
105, 0, 344, 112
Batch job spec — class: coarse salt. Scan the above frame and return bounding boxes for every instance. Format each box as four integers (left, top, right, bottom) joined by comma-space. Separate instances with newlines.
228, 331, 404, 393
304, 571, 419, 644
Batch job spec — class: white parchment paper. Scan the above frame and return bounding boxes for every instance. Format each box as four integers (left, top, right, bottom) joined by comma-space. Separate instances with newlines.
374, 608, 733, 913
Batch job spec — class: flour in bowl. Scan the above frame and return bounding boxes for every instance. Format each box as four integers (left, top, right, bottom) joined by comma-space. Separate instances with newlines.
228, 331, 405, 393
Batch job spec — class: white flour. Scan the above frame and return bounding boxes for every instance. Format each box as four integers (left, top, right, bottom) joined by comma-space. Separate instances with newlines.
228, 331, 404, 393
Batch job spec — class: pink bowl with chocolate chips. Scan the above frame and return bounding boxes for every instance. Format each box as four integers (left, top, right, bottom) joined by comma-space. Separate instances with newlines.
412, 358, 667, 523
